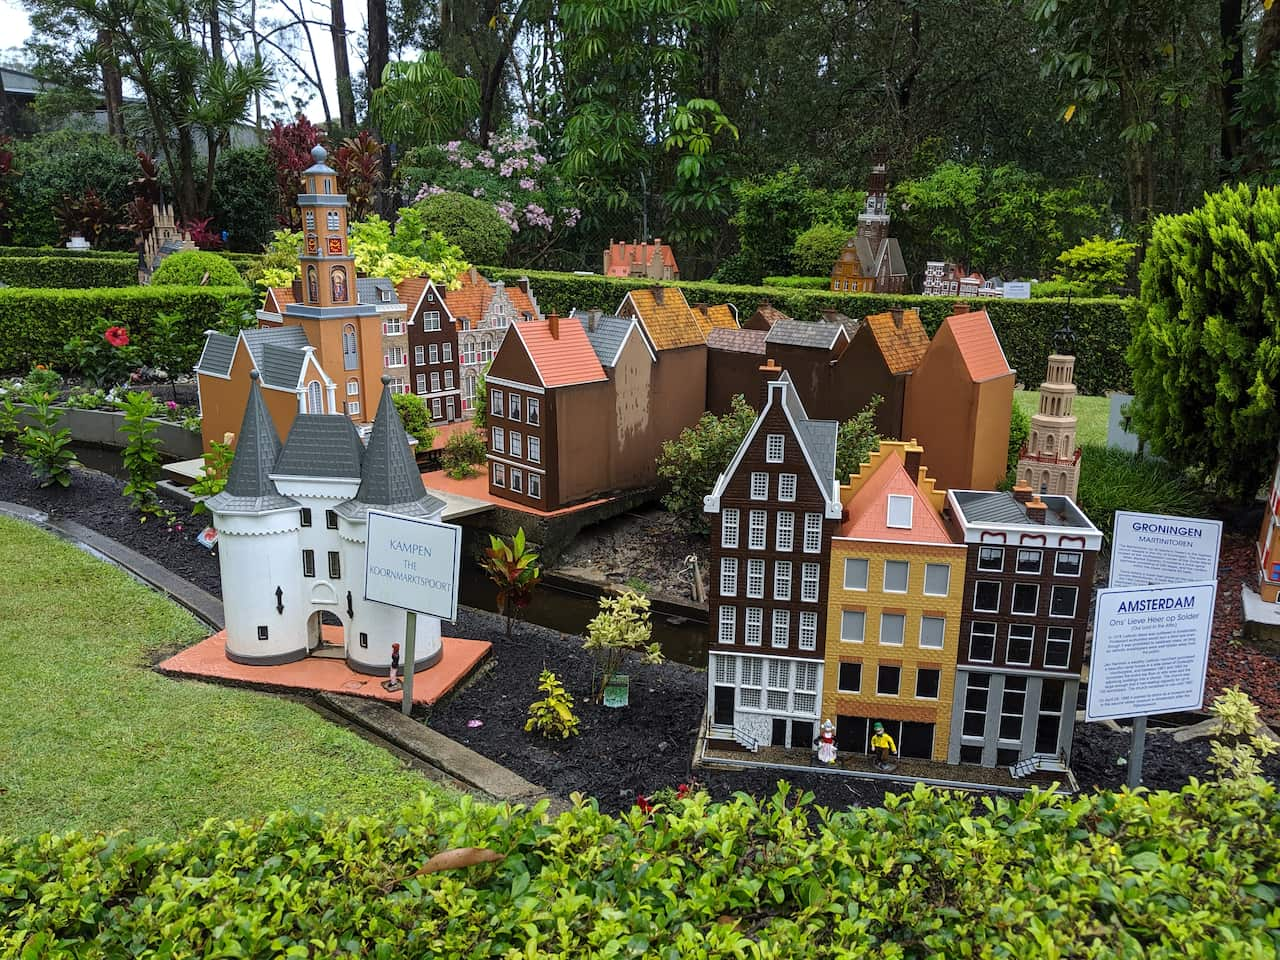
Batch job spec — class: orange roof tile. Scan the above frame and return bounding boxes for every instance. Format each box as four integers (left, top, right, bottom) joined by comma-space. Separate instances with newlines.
514, 318, 607, 388
606, 240, 679, 276
443, 269, 493, 322
623, 287, 705, 351
942, 310, 1013, 383
691, 303, 737, 338
505, 283, 539, 319
863, 309, 929, 375
264, 286, 296, 312
395, 276, 429, 317
837, 455, 956, 544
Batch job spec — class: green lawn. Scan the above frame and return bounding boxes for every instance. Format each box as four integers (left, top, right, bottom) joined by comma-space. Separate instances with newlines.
1014, 389, 1111, 447
0, 516, 443, 840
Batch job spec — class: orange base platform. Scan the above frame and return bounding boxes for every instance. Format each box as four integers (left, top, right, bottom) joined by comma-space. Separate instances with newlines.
158, 631, 492, 706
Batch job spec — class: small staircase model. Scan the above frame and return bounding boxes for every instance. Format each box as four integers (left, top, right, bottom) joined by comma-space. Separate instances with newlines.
1009, 753, 1069, 778
731, 725, 762, 753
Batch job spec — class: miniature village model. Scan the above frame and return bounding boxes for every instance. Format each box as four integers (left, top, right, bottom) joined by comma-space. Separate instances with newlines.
829, 152, 907, 294
1015, 326, 1082, 498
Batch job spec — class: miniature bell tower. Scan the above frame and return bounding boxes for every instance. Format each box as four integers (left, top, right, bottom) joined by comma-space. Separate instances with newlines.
1017, 321, 1081, 498
298, 145, 355, 310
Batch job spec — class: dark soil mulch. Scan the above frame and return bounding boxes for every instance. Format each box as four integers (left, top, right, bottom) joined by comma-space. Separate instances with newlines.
554, 507, 710, 603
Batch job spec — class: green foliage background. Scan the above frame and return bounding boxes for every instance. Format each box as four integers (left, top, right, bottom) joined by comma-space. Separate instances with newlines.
0, 256, 137, 288
210, 147, 281, 253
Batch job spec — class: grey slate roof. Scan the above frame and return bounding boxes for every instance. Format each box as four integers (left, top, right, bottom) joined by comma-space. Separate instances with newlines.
886, 238, 907, 278
196, 331, 237, 377
207, 377, 298, 515
950, 490, 1093, 529
337, 381, 446, 521
707, 327, 767, 354
357, 277, 399, 306
273, 414, 365, 479
775, 371, 838, 492
576, 313, 635, 366
260, 342, 307, 390
766, 319, 848, 350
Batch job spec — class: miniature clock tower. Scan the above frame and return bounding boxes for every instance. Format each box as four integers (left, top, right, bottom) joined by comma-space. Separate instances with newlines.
1017, 323, 1081, 498
298, 145, 355, 310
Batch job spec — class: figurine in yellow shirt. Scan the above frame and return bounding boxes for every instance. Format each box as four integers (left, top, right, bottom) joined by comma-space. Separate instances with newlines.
870, 722, 897, 770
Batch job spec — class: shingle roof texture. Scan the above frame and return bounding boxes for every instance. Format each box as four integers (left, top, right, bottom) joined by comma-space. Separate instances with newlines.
862, 309, 929, 375
196, 331, 237, 377
339, 383, 446, 520
516, 320, 608, 387
766, 319, 848, 350
707, 327, 767, 354
274, 414, 365, 479
576, 313, 636, 367
776, 371, 837, 489
208, 378, 298, 514
259, 342, 307, 390
951, 490, 1091, 529
940, 310, 1013, 383
749, 302, 791, 328
357, 277, 399, 305
691, 303, 737, 339
625, 287, 705, 351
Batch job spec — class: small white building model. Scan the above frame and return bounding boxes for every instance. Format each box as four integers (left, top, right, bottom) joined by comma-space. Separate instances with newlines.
207, 371, 448, 674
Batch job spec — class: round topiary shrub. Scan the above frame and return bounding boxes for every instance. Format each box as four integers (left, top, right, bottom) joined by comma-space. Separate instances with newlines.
150, 251, 246, 287
414, 192, 511, 266
790, 221, 852, 276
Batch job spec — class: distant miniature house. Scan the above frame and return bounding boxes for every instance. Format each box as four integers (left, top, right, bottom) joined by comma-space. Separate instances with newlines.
138, 202, 195, 283
742, 301, 791, 331
829, 152, 907, 294
603, 239, 679, 280
824, 441, 966, 762
208, 373, 447, 675
921, 262, 1000, 298
1016, 332, 1081, 499
842, 307, 930, 438
902, 303, 1015, 492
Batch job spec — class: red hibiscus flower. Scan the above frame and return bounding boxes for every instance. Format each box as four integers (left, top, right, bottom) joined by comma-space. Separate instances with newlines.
636, 794, 653, 814
104, 326, 130, 347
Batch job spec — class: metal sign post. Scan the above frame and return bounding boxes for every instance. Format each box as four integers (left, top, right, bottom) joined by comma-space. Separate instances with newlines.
1128, 716, 1147, 788
402, 610, 416, 716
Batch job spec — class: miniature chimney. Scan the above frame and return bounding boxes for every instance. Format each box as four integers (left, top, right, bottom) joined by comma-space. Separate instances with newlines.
1025, 496, 1047, 524
1012, 483, 1033, 503
548, 312, 560, 340
588, 308, 602, 332
951, 300, 971, 316
652, 286, 665, 305
291, 278, 303, 300
517, 277, 530, 296
890, 307, 904, 328
468, 266, 480, 284
758, 358, 783, 406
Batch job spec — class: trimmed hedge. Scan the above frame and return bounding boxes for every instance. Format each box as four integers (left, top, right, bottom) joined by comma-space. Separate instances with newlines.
485, 267, 1134, 394
0, 286, 254, 372
0, 256, 138, 288
762, 275, 832, 289
0, 245, 135, 259
2, 781, 1277, 956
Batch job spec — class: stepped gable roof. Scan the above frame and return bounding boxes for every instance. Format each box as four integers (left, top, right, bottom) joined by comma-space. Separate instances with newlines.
504, 281, 539, 319
338, 379, 446, 521
862, 309, 928, 374
939, 309, 1013, 383
691, 303, 737, 338
273, 414, 364, 480
766, 318, 850, 351
574, 313, 652, 368
195, 331, 237, 377
513, 318, 608, 387
706, 327, 767, 354
837, 455, 954, 543
207, 374, 298, 514
357, 277, 399, 306
622, 286, 704, 351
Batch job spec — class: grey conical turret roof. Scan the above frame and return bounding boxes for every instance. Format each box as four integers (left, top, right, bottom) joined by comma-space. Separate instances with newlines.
336, 378, 446, 521
206, 373, 299, 515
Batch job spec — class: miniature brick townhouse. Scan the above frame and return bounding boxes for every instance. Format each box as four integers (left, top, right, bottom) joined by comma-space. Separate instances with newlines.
942, 484, 1101, 767
829, 152, 907, 294
703, 372, 843, 751
823, 441, 966, 762
902, 303, 1015, 491
1015, 331, 1082, 498
603, 238, 679, 280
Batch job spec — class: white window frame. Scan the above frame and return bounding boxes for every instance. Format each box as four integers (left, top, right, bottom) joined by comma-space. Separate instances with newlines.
442, 343, 453, 362
746, 559, 765, 599
923, 563, 950, 597
876, 664, 901, 697
1045, 627, 1072, 668
777, 473, 797, 502
973, 580, 1001, 613
527, 473, 541, 499
837, 661, 862, 693
1055, 551, 1083, 577
430, 372, 441, 393
528, 436, 541, 464
915, 668, 941, 700
718, 605, 736, 644
509, 393, 522, 421
879, 612, 905, 646
720, 557, 738, 597
773, 560, 792, 601
883, 560, 909, 593
977, 546, 1004, 572
431, 398, 442, 419
886, 494, 914, 529
346, 379, 360, 396
744, 608, 763, 646
803, 513, 822, 553
775, 512, 794, 551
721, 509, 739, 548
429, 343, 439, 364
1007, 624, 1035, 666
766, 434, 785, 463
1050, 585, 1078, 619
414, 345, 425, 365
415, 373, 427, 395
798, 611, 818, 651
510, 431, 523, 459
919, 616, 945, 649
969, 621, 997, 662
423, 311, 441, 332
1016, 549, 1043, 575
384, 345, 407, 368
492, 426, 505, 453
492, 390, 504, 417
749, 510, 767, 550
527, 397, 540, 425
492, 462, 506, 487
445, 370, 454, 390
1011, 582, 1039, 617
843, 558, 869, 591
750, 472, 769, 500
771, 609, 790, 648
840, 609, 865, 643
801, 563, 820, 602
509, 467, 523, 493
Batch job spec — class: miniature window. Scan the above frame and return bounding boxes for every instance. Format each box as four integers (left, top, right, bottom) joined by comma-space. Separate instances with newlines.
492, 390, 504, 417
840, 610, 865, 642
384, 346, 406, 368
1050, 585, 1077, 618
306, 380, 324, 414
773, 560, 792, 600
345, 380, 359, 397
775, 512, 794, 551
492, 427, 505, 453
328, 552, 341, 579
382, 318, 402, 335
739, 657, 762, 705
528, 437, 541, 464
1011, 583, 1039, 615
424, 311, 441, 332
915, 669, 940, 700
432, 399, 442, 419
750, 472, 769, 500
746, 559, 765, 599
973, 581, 1000, 612
510, 432, 523, 459
462, 340, 476, 365
919, 616, 945, 649
1016, 549, 1043, 574
877, 665, 901, 697
302, 550, 316, 578
257, 626, 269, 642
798, 612, 818, 651
765, 434, 785, 462
962, 674, 990, 739
528, 474, 542, 499
795, 660, 819, 692
801, 563, 820, 602
1007, 625, 1034, 665
720, 557, 738, 597
923, 563, 950, 597
771, 610, 790, 648
803, 514, 822, 553
346, 401, 360, 416
721, 509, 739, 548
883, 560, 908, 593
527, 398, 540, 425
977, 546, 1004, 571
429, 344, 439, 364
844, 558, 869, 590
414, 345, 425, 366
969, 622, 997, 662
416, 374, 427, 394
1000, 677, 1027, 742
1055, 551, 1082, 577
431, 373, 441, 392
744, 608, 763, 646
879, 613, 905, 646
509, 394, 522, 421
886, 494, 913, 529
443, 343, 453, 362
838, 662, 861, 693
304, 211, 315, 230
300, 508, 312, 527
766, 659, 791, 711
446, 397, 456, 420
777, 474, 797, 502
326, 209, 338, 229
718, 606, 736, 644
492, 462, 505, 487
510, 468, 523, 493
1036, 679, 1065, 753
323, 510, 337, 530
1044, 627, 1072, 667
445, 371, 454, 389
359, 632, 369, 648
749, 510, 767, 550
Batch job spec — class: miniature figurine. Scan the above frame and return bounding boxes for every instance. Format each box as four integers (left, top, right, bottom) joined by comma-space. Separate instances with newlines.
814, 719, 837, 765
383, 641, 402, 692
870, 722, 897, 770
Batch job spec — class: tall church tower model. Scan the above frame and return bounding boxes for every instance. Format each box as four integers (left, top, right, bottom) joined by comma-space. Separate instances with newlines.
857, 150, 891, 249
1016, 324, 1081, 498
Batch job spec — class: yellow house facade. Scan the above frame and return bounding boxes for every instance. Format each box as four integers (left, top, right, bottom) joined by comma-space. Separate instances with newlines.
823, 441, 966, 762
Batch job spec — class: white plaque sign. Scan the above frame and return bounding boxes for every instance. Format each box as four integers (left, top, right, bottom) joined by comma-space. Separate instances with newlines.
364, 510, 461, 621
1109, 511, 1222, 589
1085, 581, 1217, 722
1003, 281, 1031, 300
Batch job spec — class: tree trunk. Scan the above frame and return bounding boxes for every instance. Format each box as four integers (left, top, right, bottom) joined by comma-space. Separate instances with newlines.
177, 126, 199, 220
1219, 0, 1244, 165
368, 0, 392, 210
209, 0, 224, 65
98, 29, 127, 144
331, 0, 356, 129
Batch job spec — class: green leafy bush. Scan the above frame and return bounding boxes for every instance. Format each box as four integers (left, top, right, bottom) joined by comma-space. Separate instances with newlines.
413, 192, 511, 267
761, 275, 832, 290
1076, 443, 1207, 540
480, 528, 541, 640
0, 245, 136, 259
189, 438, 233, 514
835, 397, 882, 484
0, 256, 136, 288
0, 286, 254, 373
483, 267, 1134, 395
149, 251, 246, 288
210, 147, 280, 253
117, 391, 166, 516
524, 669, 580, 739
440, 428, 488, 479
392, 392, 436, 449
1054, 234, 1137, 292
582, 590, 663, 702
658, 394, 758, 532
1007, 399, 1031, 480
63, 320, 141, 388
1028, 278, 1097, 298
2, 781, 1277, 956
790, 222, 851, 276
18, 392, 77, 487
